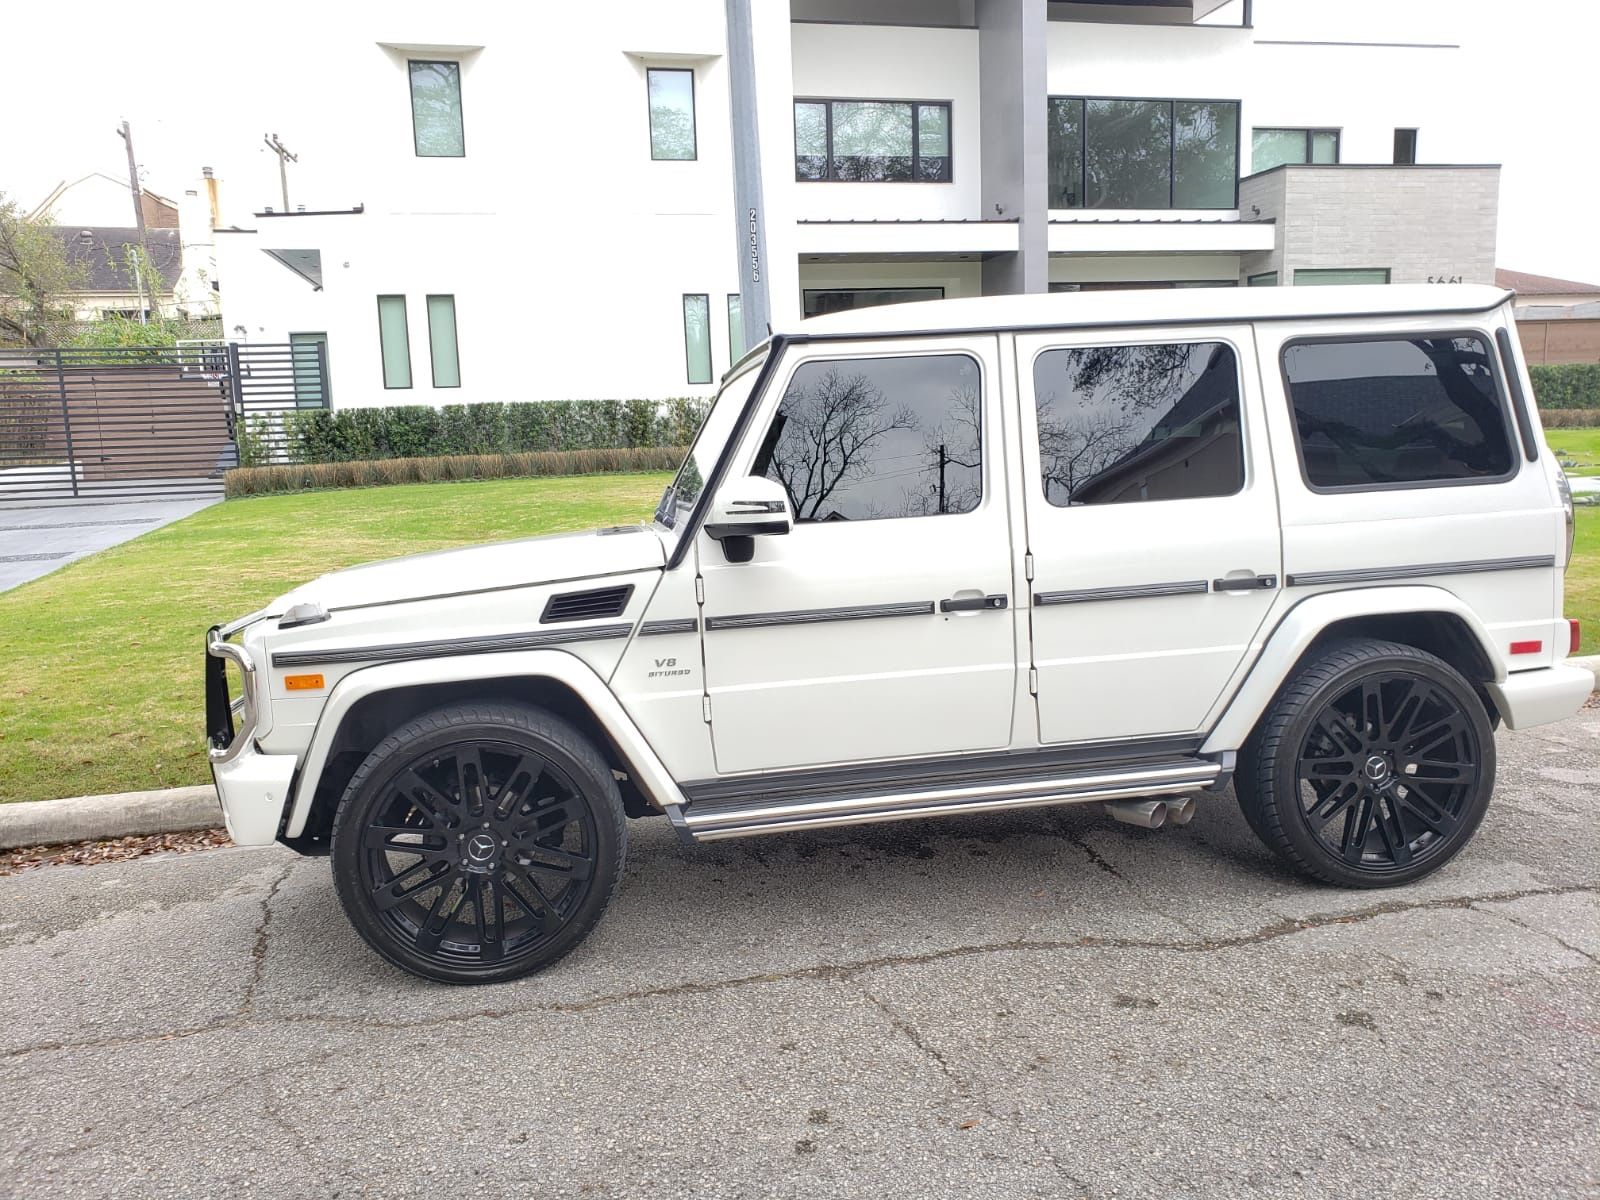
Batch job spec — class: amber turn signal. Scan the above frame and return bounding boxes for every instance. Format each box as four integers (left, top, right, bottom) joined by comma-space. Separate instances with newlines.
284, 673, 326, 691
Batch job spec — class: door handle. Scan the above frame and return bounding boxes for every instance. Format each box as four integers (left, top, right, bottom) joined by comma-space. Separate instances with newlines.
940, 594, 1009, 613
1212, 574, 1278, 592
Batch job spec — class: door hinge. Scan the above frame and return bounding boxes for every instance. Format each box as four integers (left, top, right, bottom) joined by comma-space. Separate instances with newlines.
1024, 552, 1034, 582
1028, 667, 1038, 695
695, 576, 705, 605
702, 695, 712, 723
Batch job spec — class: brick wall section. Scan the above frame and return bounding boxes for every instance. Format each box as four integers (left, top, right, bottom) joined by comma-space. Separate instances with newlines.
1238, 165, 1500, 287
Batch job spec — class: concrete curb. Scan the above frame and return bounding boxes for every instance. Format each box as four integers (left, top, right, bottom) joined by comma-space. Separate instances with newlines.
0, 786, 219, 851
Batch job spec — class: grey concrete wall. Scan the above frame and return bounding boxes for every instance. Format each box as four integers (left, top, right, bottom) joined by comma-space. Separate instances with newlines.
978, 0, 1048, 295
1239, 165, 1500, 287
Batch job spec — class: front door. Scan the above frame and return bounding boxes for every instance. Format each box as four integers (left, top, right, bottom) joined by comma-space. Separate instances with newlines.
1015, 325, 1282, 745
697, 337, 1020, 775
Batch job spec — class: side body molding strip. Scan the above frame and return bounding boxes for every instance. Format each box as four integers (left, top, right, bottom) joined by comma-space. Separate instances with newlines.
705, 600, 935, 631
1285, 556, 1555, 588
1034, 580, 1209, 606
639, 618, 699, 636
271, 623, 634, 669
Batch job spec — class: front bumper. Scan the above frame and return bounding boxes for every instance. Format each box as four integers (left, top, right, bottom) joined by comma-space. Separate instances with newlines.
1486, 664, 1594, 731
211, 747, 298, 845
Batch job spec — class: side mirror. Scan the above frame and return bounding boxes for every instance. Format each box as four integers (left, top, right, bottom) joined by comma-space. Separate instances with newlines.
705, 477, 793, 563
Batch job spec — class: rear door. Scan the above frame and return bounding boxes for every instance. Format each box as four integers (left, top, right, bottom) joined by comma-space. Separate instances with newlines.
1015, 325, 1282, 745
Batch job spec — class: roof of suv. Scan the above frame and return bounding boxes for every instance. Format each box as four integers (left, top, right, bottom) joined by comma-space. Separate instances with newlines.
788, 284, 1512, 338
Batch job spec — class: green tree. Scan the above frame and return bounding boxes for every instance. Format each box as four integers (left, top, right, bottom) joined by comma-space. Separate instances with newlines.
0, 192, 86, 347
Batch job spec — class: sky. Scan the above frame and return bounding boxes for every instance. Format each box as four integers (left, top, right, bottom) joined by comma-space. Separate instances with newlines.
2, 1, 1597, 284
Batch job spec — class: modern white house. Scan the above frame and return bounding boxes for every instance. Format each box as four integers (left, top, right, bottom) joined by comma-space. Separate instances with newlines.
214, 0, 1502, 408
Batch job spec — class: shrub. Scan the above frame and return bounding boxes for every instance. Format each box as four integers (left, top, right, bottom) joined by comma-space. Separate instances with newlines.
1536, 408, 1600, 428
266, 397, 707, 464
223, 446, 685, 498
1530, 363, 1600, 411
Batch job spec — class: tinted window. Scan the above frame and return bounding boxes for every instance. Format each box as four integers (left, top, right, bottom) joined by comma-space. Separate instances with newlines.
792, 100, 952, 183
409, 61, 464, 157
1283, 335, 1513, 488
754, 355, 981, 521
1033, 343, 1243, 506
647, 68, 697, 160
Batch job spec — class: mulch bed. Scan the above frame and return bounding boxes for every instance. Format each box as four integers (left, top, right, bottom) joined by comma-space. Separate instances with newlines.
0, 828, 232, 878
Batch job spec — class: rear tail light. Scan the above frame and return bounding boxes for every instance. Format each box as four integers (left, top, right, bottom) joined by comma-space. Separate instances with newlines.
1571, 619, 1582, 657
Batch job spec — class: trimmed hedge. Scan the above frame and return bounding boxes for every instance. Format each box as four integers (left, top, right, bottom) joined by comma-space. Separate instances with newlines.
266, 398, 706, 465
1535, 408, 1600, 428
1530, 364, 1600, 411
225, 447, 682, 498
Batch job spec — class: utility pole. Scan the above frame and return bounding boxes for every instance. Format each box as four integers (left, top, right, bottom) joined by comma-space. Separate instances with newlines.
116, 120, 151, 324
263, 133, 297, 213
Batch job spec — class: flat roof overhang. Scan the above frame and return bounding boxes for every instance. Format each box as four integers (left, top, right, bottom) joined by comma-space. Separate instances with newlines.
795, 219, 1021, 259
1048, 219, 1275, 255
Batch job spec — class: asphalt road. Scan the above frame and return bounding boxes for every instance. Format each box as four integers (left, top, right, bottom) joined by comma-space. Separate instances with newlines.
3, 715, 1597, 1199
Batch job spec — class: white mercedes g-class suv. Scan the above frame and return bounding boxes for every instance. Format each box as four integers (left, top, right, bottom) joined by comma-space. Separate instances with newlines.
207, 285, 1590, 984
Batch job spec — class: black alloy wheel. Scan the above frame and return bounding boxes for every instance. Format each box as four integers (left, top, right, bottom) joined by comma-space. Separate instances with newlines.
1237, 639, 1495, 888
332, 704, 625, 983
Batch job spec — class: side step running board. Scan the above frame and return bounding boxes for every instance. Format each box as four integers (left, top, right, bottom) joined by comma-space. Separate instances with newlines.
677, 756, 1228, 842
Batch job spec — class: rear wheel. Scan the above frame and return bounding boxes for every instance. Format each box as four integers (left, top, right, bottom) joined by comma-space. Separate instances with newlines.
1236, 639, 1494, 888
331, 702, 626, 984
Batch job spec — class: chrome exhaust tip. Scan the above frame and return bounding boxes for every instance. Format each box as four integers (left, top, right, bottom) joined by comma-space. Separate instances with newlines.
1103, 799, 1168, 830
1162, 796, 1196, 826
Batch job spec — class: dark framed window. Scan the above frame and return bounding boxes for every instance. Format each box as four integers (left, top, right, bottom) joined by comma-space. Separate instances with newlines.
1394, 128, 1418, 165
793, 99, 952, 182
1281, 333, 1516, 491
752, 354, 982, 521
1050, 280, 1238, 292
1293, 268, 1391, 286
647, 68, 697, 161
801, 287, 943, 319
288, 331, 329, 406
1048, 96, 1239, 210
1247, 271, 1278, 287
683, 294, 711, 385
727, 294, 744, 359
376, 295, 412, 389
426, 294, 460, 388
1251, 127, 1339, 173
1033, 342, 1244, 506
409, 61, 464, 157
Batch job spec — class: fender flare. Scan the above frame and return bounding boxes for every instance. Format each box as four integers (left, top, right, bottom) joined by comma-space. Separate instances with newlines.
1200, 585, 1503, 754
283, 649, 686, 839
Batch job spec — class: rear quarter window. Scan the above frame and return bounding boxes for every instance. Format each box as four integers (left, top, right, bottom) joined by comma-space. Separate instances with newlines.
1281, 333, 1515, 490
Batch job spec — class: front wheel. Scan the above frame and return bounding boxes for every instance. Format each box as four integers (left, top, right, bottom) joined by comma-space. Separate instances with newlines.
331, 702, 626, 984
1237, 639, 1495, 888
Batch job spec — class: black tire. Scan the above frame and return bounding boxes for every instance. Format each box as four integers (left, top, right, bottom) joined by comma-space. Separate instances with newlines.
330, 702, 626, 984
1236, 639, 1495, 888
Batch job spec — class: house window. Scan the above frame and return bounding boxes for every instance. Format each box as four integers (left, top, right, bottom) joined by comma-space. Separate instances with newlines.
289, 331, 329, 406
753, 354, 982, 520
793, 99, 952, 182
683, 294, 712, 385
1293, 268, 1391, 286
1282, 334, 1513, 489
409, 61, 465, 157
377, 296, 412, 389
1033, 342, 1244, 506
426, 295, 460, 388
647, 68, 697, 161
1247, 271, 1278, 287
1048, 97, 1240, 210
727, 294, 744, 359
1252, 128, 1339, 173
801, 287, 943, 319
1394, 128, 1418, 164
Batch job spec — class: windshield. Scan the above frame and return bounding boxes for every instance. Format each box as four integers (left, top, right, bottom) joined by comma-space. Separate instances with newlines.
653, 353, 766, 540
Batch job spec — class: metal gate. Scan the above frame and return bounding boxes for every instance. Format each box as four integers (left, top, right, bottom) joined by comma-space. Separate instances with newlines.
0, 342, 326, 504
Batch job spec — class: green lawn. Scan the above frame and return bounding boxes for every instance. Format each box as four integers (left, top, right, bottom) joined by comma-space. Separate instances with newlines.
0, 474, 669, 804
1546, 428, 1600, 476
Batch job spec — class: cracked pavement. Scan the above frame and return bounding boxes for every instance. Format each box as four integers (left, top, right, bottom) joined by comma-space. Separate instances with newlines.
2, 715, 1598, 1198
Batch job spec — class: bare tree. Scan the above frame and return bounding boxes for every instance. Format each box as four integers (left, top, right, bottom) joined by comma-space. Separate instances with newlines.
765, 367, 918, 519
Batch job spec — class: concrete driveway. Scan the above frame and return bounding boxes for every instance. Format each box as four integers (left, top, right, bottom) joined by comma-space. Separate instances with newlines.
2, 715, 1596, 1199
0, 497, 219, 593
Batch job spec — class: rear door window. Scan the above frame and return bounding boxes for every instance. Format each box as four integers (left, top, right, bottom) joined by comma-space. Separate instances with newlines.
1281, 334, 1514, 489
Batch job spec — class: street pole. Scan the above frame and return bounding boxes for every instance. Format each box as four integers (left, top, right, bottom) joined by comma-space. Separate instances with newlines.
263, 133, 298, 213
117, 120, 151, 324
